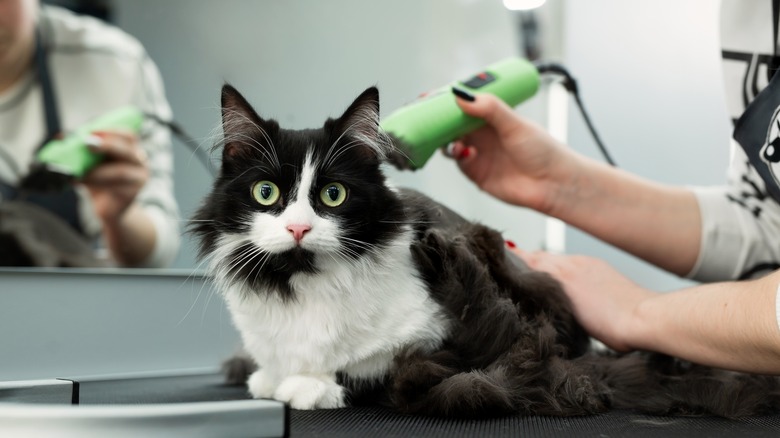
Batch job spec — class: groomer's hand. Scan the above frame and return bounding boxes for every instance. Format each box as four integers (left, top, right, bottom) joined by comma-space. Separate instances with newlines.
81, 130, 149, 225
515, 249, 655, 352
449, 89, 578, 215
79, 129, 157, 267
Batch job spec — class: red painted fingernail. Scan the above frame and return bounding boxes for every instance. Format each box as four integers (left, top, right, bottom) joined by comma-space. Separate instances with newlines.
505, 240, 516, 248
458, 148, 471, 159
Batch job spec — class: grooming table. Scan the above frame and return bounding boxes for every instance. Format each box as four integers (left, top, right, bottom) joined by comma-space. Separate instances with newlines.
2, 269, 780, 436
3, 372, 780, 437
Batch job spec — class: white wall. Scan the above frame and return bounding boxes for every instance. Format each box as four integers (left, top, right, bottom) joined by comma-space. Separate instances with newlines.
561, 0, 731, 290
112, 0, 553, 270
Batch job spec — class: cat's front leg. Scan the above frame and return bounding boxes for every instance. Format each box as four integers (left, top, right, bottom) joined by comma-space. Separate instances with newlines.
247, 368, 278, 399
273, 374, 346, 410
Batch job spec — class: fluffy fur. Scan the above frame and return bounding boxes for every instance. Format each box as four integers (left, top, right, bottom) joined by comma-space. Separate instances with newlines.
193, 85, 780, 418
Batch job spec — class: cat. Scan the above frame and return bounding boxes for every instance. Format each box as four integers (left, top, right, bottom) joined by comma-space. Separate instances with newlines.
192, 84, 780, 418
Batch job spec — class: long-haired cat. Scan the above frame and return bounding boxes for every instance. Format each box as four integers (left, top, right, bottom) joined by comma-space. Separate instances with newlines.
192, 85, 780, 418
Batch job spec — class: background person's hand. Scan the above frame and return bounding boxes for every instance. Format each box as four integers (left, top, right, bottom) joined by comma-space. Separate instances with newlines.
81, 129, 149, 227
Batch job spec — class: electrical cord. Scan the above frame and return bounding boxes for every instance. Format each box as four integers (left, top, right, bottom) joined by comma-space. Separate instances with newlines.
534, 62, 617, 167
143, 113, 216, 176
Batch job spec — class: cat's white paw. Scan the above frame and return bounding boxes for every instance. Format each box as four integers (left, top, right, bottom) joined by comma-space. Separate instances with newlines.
273, 374, 346, 410
247, 369, 277, 399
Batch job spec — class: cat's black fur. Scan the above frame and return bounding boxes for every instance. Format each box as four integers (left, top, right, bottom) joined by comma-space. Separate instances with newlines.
197, 85, 780, 418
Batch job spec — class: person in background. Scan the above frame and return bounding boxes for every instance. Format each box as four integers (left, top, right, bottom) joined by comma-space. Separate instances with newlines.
447, 0, 780, 374
0, 0, 179, 267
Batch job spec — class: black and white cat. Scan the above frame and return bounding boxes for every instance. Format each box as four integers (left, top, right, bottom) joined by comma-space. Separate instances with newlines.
192, 85, 780, 418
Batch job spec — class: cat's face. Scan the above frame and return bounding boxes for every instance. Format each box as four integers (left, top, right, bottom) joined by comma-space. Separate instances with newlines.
192, 85, 406, 299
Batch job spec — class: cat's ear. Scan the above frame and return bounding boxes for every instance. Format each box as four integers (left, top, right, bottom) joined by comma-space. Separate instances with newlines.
333, 86, 390, 160
221, 84, 271, 161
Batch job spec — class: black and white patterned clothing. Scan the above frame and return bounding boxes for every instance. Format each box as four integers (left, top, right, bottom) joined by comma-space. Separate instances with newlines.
689, 0, 780, 281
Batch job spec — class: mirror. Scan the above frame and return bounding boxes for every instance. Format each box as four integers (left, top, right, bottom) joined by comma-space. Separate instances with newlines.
4, 0, 558, 272
2, 0, 731, 296
114, 0, 562, 271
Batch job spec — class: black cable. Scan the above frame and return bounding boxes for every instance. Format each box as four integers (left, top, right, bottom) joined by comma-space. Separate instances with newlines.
534, 62, 617, 167
143, 113, 216, 176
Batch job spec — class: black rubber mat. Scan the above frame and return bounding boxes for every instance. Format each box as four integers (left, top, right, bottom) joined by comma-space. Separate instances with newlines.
76, 373, 780, 437
290, 408, 780, 438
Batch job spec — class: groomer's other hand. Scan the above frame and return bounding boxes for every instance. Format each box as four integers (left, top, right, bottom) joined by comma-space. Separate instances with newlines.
449, 89, 577, 214
81, 129, 148, 226
516, 250, 655, 352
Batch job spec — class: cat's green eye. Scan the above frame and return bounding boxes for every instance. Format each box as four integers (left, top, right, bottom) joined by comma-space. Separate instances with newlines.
320, 182, 347, 207
252, 180, 280, 206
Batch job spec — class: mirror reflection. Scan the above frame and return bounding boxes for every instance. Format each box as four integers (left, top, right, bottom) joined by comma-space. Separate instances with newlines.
0, 0, 556, 270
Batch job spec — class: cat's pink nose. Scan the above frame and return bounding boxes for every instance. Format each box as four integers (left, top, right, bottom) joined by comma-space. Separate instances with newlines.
286, 224, 311, 243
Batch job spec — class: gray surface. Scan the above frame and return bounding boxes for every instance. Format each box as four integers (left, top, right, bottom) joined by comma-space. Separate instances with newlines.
0, 379, 73, 404
0, 400, 286, 438
0, 268, 240, 380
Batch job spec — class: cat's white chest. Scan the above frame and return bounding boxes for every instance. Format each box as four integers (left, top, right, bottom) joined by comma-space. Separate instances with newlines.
222, 236, 449, 382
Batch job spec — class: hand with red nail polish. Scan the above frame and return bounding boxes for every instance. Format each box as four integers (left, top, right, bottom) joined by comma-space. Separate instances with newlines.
79, 129, 158, 267
81, 130, 149, 226
447, 90, 575, 215
448, 86, 701, 280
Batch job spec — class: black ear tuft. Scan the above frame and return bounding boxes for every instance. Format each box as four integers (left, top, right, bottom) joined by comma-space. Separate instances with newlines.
333, 86, 389, 159
220, 84, 269, 161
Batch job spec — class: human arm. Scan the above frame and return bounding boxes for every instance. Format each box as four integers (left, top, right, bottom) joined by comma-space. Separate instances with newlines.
450, 91, 701, 276
518, 250, 780, 374
80, 130, 156, 267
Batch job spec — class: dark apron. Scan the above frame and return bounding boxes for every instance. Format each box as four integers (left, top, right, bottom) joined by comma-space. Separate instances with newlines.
730, 0, 780, 279
732, 0, 780, 202
0, 25, 84, 234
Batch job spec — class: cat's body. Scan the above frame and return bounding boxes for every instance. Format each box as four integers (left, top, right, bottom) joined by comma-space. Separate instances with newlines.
193, 85, 780, 418
219, 196, 450, 407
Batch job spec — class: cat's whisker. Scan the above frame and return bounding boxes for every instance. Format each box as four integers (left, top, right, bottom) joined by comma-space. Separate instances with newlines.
334, 109, 389, 160
378, 219, 434, 225
339, 238, 379, 255
322, 121, 358, 169
322, 138, 367, 170
337, 245, 364, 261
225, 244, 266, 288
175, 265, 210, 322
321, 105, 390, 169
222, 166, 271, 191
217, 243, 258, 285
222, 132, 279, 170
248, 252, 273, 288
222, 108, 281, 170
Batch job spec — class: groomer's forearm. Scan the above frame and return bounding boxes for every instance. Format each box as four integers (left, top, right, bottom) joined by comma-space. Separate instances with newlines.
547, 155, 701, 276
631, 271, 780, 374
102, 203, 156, 267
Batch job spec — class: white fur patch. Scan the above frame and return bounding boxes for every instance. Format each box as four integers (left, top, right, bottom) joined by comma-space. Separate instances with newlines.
218, 228, 448, 409
206, 149, 449, 409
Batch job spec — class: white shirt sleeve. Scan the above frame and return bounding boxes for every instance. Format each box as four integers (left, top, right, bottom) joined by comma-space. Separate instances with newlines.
130, 52, 180, 268
688, 142, 780, 281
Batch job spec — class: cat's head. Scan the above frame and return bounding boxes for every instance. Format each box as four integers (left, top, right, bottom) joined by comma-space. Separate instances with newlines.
192, 85, 406, 299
